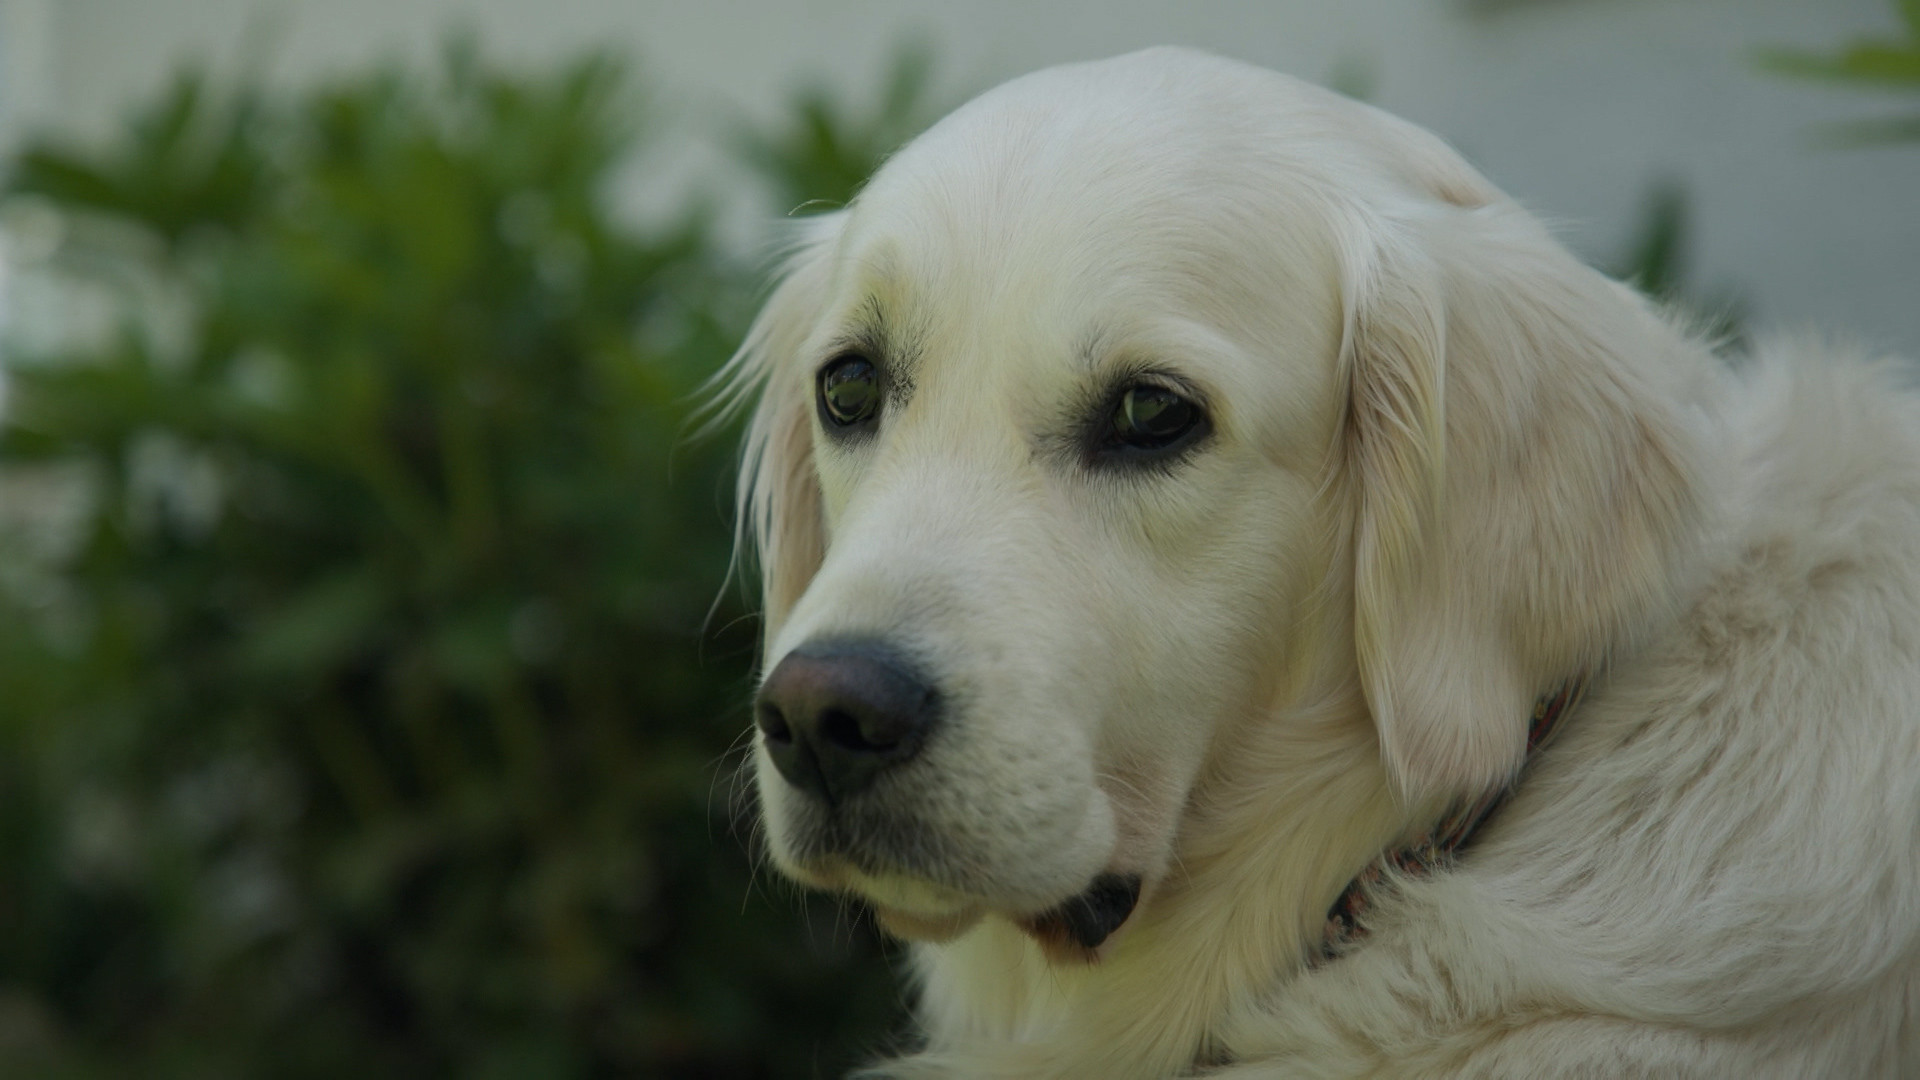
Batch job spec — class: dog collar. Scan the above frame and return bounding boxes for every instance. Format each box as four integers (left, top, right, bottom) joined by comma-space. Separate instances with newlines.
1316, 676, 1588, 961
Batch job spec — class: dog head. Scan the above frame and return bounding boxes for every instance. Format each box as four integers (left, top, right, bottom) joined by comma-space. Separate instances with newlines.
720, 47, 1699, 958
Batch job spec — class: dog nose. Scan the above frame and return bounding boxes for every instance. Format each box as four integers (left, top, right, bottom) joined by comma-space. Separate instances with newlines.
755, 645, 938, 806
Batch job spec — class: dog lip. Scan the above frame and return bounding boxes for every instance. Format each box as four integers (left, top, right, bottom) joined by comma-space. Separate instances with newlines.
871, 903, 983, 943
1018, 871, 1143, 959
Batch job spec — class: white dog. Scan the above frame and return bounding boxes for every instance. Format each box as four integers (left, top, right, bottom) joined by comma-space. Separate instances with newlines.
718, 47, 1920, 1078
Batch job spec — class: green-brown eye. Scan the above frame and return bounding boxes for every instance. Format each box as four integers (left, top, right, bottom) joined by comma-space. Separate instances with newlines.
818, 355, 880, 428
1109, 384, 1202, 451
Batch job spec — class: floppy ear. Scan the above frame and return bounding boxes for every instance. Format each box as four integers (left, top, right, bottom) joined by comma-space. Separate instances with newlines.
1339, 204, 1702, 806
708, 214, 844, 656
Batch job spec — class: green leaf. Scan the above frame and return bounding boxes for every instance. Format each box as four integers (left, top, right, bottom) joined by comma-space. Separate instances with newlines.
1759, 42, 1920, 87
1607, 181, 1689, 300
234, 567, 389, 678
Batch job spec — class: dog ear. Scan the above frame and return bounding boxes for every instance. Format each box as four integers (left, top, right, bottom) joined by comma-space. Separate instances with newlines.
708, 214, 844, 655
1339, 205, 1701, 806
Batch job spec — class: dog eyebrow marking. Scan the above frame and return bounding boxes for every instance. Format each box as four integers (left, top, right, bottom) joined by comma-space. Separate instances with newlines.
1075, 324, 1115, 372
835, 293, 923, 409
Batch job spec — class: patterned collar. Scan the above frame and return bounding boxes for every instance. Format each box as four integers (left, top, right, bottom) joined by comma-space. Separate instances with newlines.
1316, 676, 1588, 961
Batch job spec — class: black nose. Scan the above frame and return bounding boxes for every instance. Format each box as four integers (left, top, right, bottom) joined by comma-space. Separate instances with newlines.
755, 644, 938, 806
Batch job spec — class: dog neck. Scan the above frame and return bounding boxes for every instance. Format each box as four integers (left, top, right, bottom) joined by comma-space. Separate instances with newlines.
907, 679, 1407, 1075
1315, 675, 1587, 962
906, 673, 1588, 1076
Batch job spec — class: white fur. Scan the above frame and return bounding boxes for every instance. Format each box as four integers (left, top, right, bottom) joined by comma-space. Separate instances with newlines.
719, 47, 1920, 1078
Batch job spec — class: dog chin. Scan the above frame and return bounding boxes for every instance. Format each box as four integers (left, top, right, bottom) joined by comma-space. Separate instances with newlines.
846, 862, 1145, 961
868, 874, 1145, 963
1014, 871, 1145, 964
871, 904, 984, 942
841, 866, 982, 937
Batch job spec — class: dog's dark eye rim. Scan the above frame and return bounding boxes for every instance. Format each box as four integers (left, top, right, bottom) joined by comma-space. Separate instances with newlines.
1091, 377, 1211, 462
816, 352, 881, 430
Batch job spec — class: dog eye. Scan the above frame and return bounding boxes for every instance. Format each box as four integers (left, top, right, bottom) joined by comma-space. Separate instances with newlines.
818, 354, 881, 428
1108, 384, 1202, 451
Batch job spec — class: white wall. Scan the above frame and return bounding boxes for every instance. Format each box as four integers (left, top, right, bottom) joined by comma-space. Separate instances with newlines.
7, 0, 1919, 353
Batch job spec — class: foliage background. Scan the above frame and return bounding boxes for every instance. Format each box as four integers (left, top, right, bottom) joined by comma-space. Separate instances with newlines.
0, 46, 924, 1079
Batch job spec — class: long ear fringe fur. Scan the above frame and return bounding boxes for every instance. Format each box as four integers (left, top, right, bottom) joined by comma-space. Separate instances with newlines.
692, 213, 844, 652
1340, 201, 1704, 807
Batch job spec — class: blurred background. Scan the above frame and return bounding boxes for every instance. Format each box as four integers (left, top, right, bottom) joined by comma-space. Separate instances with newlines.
0, 0, 1913, 1076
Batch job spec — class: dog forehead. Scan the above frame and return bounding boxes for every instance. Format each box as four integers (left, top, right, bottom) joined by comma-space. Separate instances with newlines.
820, 48, 1450, 344
849, 47, 1496, 242
846, 53, 1298, 269
817, 63, 1332, 374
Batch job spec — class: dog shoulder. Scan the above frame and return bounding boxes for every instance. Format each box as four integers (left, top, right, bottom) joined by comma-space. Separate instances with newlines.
1218, 342, 1920, 1075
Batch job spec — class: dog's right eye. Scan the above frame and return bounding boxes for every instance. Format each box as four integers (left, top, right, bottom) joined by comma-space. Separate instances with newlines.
818, 355, 881, 428
1095, 382, 1208, 461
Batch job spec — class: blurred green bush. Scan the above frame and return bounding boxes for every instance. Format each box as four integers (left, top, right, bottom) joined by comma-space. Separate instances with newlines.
0, 45, 928, 1079
1759, 0, 1920, 145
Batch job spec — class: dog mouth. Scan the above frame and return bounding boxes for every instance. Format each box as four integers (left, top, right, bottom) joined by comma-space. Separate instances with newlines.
777, 795, 1147, 960
1016, 872, 1143, 962
856, 869, 1145, 963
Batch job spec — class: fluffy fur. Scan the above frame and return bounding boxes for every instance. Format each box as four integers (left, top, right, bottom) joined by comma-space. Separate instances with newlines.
718, 47, 1920, 1077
